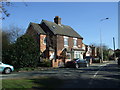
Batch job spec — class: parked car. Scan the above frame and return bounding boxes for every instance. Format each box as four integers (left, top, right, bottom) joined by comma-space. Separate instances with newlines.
0, 62, 14, 74
92, 57, 100, 63
109, 56, 115, 60
65, 58, 89, 68
84, 56, 100, 63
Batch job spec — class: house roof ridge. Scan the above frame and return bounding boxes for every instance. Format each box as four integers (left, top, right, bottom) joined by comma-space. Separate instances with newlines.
30, 22, 46, 34
42, 19, 71, 27
30, 22, 39, 25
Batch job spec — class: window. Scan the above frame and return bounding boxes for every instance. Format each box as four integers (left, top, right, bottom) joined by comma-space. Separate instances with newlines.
66, 53, 71, 59
50, 52, 54, 60
74, 51, 81, 59
43, 37, 46, 45
64, 38, 68, 46
64, 36, 68, 46
73, 38, 77, 47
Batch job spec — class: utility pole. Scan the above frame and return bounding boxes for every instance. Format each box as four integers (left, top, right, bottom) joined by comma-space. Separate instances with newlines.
113, 37, 116, 60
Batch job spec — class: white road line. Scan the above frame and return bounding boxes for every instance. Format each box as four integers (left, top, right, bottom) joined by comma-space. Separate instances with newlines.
93, 65, 103, 78
93, 71, 99, 78
89, 63, 109, 86
93, 63, 109, 78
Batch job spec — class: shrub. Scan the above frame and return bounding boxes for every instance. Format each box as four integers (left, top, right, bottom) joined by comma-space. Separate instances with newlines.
3, 34, 40, 69
39, 59, 52, 67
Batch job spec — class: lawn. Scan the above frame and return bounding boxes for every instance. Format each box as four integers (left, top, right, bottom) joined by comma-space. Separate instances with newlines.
2, 77, 63, 89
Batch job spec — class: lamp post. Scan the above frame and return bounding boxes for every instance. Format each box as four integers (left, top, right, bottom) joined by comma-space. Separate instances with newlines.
99, 18, 109, 63
113, 37, 116, 60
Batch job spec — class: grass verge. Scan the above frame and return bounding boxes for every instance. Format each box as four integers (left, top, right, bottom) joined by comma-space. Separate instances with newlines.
2, 77, 63, 89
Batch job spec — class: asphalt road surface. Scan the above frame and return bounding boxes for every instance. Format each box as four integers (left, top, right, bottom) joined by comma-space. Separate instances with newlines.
1, 61, 120, 88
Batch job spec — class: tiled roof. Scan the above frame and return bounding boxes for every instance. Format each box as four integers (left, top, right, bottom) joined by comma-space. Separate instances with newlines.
42, 20, 83, 39
30, 22, 46, 34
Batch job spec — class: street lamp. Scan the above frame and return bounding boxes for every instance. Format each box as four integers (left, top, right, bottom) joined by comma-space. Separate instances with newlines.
99, 18, 109, 63
113, 37, 116, 60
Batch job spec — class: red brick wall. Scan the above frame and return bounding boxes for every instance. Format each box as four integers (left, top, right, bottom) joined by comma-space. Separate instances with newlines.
26, 25, 47, 53
52, 59, 61, 67
57, 35, 64, 50
56, 35, 83, 50
26, 25, 40, 47
40, 35, 46, 52
26, 25, 37, 38
77, 38, 82, 48
68, 37, 74, 50
56, 35, 83, 53
52, 35, 83, 67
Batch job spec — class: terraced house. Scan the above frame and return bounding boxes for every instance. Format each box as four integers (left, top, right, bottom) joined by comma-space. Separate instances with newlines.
26, 16, 85, 67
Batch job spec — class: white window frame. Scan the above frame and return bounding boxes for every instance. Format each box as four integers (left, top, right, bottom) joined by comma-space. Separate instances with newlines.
74, 51, 81, 59
73, 38, 77, 47
64, 36, 69, 47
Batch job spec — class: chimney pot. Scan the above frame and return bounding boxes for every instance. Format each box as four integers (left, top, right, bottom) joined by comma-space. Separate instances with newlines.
54, 16, 61, 24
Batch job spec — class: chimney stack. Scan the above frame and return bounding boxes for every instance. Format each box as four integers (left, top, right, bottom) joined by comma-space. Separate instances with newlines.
54, 16, 61, 25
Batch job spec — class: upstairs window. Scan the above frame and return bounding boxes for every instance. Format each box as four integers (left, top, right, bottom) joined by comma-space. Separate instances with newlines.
73, 38, 77, 47
64, 36, 68, 46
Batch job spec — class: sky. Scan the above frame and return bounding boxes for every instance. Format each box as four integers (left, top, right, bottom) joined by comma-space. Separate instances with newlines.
2, 2, 118, 49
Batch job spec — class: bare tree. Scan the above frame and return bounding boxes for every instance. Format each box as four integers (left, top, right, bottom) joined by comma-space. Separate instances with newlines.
0, 1, 11, 19
3, 25, 23, 43
0, 1, 28, 19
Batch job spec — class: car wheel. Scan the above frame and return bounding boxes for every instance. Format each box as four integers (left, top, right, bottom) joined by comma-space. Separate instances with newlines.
75, 64, 79, 68
4, 68, 11, 74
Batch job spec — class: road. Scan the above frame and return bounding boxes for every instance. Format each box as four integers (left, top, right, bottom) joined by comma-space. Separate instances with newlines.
1, 61, 120, 88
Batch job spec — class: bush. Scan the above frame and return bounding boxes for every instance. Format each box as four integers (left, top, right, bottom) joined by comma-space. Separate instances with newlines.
18, 67, 35, 71
2, 34, 40, 69
39, 59, 52, 67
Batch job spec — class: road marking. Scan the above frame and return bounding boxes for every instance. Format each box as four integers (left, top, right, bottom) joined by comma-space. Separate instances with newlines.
89, 63, 109, 86
93, 71, 99, 78
93, 63, 109, 78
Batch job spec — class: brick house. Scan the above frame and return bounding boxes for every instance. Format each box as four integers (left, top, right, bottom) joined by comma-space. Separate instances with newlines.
84, 45, 97, 57
83, 44, 99, 64
26, 16, 85, 67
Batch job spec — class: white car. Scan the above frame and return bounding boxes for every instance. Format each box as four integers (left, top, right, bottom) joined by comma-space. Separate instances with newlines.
0, 62, 14, 74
